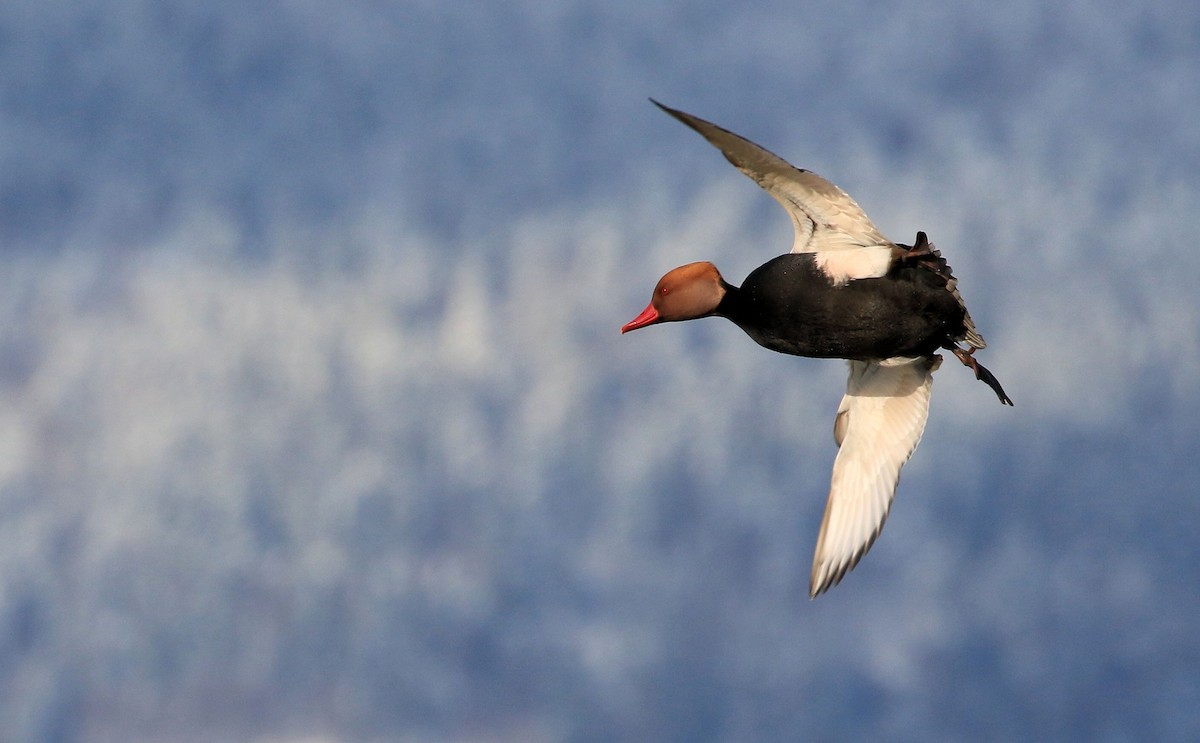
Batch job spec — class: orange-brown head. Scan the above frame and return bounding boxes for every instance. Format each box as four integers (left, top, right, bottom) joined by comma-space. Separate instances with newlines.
621, 261, 727, 333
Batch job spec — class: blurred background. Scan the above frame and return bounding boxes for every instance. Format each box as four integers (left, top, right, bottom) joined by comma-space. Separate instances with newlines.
2, 1, 1199, 741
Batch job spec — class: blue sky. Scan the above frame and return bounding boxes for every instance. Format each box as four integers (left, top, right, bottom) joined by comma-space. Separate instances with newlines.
2, 2, 1199, 741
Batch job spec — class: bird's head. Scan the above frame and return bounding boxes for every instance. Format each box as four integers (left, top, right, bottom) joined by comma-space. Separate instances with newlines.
621, 261, 727, 333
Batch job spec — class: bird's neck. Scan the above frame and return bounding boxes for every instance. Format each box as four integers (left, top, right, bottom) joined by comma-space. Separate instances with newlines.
714, 280, 748, 325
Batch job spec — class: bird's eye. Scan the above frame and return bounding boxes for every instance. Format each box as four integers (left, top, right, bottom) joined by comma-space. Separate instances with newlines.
661, 287, 669, 295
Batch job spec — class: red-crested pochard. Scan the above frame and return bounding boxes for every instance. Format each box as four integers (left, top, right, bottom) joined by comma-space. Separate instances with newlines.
623, 101, 1011, 597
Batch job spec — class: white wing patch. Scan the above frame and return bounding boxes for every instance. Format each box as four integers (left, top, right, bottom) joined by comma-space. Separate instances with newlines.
653, 101, 895, 282
812, 247, 894, 284
810, 356, 938, 597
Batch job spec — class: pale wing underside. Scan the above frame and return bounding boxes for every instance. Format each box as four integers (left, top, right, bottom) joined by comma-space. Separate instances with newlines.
652, 101, 892, 257
810, 357, 937, 597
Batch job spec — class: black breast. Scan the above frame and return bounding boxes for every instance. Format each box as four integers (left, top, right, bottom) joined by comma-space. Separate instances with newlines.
716, 253, 967, 360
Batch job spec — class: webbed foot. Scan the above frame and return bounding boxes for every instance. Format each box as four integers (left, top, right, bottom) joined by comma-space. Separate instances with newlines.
952, 346, 1013, 406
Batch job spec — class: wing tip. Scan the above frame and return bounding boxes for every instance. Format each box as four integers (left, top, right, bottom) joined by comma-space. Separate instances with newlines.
809, 519, 888, 598
808, 551, 864, 598
649, 98, 691, 125
809, 568, 836, 598
809, 555, 855, 598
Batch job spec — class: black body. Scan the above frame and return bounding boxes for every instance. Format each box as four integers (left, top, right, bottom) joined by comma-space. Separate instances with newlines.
716, 253, 967, 361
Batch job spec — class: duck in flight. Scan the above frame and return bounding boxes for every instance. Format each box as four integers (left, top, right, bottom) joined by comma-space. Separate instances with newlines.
622, 100, 1012, 597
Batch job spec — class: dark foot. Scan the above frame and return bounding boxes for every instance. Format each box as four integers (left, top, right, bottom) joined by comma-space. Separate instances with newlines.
897, 231, 935, 261
895, 231, 956, 284
899, 245, 934, 260
952, 347, 1014, 406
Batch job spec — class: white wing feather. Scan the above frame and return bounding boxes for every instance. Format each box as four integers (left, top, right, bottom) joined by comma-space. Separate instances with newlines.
810, 357, 938, 597
653, 101, 894, 277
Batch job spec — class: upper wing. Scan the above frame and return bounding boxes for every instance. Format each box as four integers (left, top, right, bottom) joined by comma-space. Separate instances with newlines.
810, 356, 938, 597
652, 100, 891, 256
